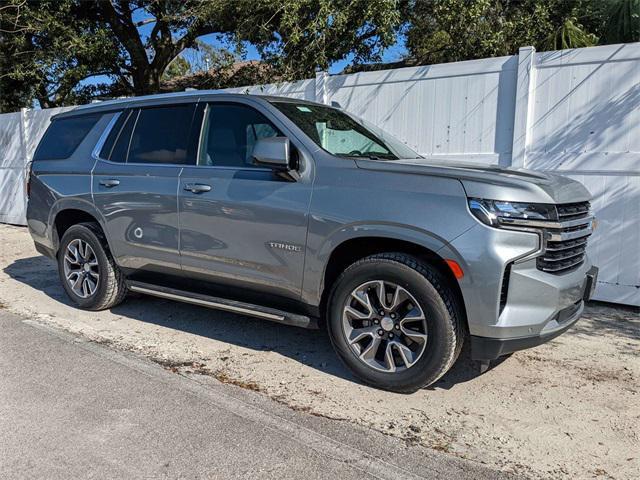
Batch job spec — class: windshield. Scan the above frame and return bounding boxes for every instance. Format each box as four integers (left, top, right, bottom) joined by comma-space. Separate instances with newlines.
271, 101, 420, 160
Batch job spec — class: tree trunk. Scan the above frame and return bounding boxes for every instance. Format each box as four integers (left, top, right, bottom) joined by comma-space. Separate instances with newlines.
148, 68, 163, 94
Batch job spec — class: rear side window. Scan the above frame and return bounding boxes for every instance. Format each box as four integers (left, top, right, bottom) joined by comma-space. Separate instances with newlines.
105, 110, 138, 163
128, 104, 195, 164
98, 110, 129, 160
33, 114, 101, 160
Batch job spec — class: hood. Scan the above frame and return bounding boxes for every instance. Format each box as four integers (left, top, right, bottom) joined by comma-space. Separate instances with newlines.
354, 158, 591, 204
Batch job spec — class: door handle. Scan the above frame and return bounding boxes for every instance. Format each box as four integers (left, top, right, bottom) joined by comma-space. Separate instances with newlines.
99, 179, 120, 188
184, 183, 212, 193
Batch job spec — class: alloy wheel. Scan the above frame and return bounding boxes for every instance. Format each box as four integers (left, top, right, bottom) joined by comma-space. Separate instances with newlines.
63, 239, 100, 298
342, 280, 428, 373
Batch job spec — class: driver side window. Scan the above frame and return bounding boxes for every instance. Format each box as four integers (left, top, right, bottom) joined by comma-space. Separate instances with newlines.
198, 103, 281, 168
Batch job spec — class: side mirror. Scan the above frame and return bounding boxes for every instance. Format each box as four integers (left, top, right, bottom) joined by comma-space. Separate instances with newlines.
252, 137, 290, 170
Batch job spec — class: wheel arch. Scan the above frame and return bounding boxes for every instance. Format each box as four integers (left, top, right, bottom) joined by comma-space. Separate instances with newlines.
313, 228, 467, 329
48, 200, 107, 255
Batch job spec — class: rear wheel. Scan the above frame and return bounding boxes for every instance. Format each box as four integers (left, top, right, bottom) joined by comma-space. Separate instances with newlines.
57, 223, 127, 310
327, 253, 463, 393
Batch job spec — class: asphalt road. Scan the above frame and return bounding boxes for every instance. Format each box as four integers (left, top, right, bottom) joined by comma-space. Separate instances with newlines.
0, 310, 513, 480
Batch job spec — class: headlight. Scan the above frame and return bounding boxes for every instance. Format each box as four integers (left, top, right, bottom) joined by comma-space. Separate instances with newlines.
468, 198, 556, 227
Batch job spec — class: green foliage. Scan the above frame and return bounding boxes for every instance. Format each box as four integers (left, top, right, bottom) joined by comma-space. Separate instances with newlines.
0, 0, 399, 112
0, 0, 120, 110
0, 0, 638, 113
230, 0, 401, 78
403, 0, 637, 66
404, 0, 599, 65
603, 0, 640, 43
182, 40, 237, 73
162, 56, 192, 80
544, 18, 598, 50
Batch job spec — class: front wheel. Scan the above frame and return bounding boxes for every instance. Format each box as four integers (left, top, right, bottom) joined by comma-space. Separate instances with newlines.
327, 253, 464, 393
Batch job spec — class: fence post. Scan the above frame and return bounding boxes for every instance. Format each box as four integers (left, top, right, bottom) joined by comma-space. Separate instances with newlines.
315, 71, 329, 104
19, 107, 29, 165
511, 46, 536, 168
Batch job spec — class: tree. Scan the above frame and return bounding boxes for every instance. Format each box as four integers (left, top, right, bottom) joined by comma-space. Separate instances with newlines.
0, 2, 33, 111
602, 0, 640, 43
543, 17, 598, 51
162, 56, 192, 80
182, 40, 237, 74
403, 0, 638, 67
231, 0, 401, 79
403, 0, 599, 65
1, 0, 400, 112
1, 0, 120, 110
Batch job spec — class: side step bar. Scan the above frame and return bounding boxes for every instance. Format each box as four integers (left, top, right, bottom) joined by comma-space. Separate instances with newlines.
127, 281, 318, 329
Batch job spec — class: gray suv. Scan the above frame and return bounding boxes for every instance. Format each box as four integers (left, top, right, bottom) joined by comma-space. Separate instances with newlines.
27, 92, 598, 392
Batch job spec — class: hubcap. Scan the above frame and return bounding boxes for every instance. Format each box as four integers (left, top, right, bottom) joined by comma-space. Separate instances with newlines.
380, 316, 394, 331
63, 239, 99, 298
342, 280, 428, 373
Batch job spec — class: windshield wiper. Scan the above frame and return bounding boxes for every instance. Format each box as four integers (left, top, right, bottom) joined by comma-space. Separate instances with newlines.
336, 153, 397, 160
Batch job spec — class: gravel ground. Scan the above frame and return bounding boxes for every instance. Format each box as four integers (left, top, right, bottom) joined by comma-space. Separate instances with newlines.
1, 223, 638, 479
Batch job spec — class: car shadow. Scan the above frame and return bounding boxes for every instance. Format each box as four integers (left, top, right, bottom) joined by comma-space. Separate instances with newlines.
5, 255, 496, 391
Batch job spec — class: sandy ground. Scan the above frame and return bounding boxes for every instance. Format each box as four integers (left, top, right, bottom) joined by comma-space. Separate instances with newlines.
1, 223, 638, 479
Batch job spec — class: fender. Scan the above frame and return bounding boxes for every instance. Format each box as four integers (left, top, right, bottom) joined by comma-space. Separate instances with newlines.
46, 198, 111, 253
301, 221, 453, 307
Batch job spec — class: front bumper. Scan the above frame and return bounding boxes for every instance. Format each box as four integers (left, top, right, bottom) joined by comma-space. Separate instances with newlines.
438, 221, 599, 360
471, 265, 598, 360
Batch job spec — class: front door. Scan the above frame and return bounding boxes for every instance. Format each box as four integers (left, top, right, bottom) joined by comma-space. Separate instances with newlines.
92, 103, 197, 275
178, 101, 313, 300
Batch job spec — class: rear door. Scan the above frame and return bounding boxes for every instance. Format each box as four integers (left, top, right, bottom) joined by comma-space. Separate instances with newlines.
92, 103, 198, 276
178, 100, 313, 300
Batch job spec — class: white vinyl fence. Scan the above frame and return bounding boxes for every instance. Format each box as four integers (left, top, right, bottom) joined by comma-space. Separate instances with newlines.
1, 43, 638, 305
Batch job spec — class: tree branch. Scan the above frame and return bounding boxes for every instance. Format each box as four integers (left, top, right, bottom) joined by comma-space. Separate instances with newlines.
98, 0, 149, 70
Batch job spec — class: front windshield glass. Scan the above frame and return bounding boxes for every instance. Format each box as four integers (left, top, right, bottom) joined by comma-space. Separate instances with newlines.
271, 101, 420, 160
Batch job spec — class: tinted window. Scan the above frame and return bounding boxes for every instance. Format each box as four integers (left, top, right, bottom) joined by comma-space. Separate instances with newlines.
128, 104, 195, 164
98, 110, 129, 160
108, 110, 138, 163
199, 104, 281, 168
33, 114, 101, 160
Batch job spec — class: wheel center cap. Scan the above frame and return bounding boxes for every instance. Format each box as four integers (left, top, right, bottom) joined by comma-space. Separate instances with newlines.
83, 263, 91, 272
380, 316, 394, 332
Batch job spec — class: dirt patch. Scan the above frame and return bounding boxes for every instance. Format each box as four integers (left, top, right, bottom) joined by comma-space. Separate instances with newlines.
1, 224, 638, 479
212, 370, 263, 392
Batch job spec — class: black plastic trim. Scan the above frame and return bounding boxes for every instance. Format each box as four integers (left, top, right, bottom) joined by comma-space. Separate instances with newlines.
34, 241, 55, 259
470, 307, 581, 361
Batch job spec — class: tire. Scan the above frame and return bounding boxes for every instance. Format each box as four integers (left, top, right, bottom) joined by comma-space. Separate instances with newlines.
57, 222, 127, 310
327, 253, 463, 393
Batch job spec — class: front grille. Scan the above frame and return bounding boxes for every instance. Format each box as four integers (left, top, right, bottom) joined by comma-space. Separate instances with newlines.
556, 202, 590, 220
537, 201, 591, 274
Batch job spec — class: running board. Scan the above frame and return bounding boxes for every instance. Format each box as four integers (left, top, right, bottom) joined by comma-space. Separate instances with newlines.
127, 281, 318, 329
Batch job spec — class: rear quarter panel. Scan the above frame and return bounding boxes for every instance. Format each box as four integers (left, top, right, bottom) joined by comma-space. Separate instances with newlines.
27, 113, 116, 252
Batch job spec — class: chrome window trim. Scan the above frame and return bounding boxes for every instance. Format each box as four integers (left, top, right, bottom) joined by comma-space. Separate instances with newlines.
196, 103, 209, 166
91, 112, 122, 161
124, 109, 140, 164
182, 164, 275, 173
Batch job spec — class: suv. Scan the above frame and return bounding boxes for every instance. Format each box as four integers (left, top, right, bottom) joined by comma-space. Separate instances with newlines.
27, 93, 598, 392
